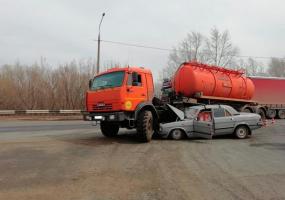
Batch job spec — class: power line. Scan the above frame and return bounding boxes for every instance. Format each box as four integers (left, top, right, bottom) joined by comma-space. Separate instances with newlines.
94, 39, 285, 60
100, 40, 170, 51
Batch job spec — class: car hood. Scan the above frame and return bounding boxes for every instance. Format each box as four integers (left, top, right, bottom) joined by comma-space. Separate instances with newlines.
166, 104, 185, 120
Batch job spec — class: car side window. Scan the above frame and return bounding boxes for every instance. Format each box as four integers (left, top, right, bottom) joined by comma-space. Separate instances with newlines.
213, 108, 226, 118
197, 109, 212, 122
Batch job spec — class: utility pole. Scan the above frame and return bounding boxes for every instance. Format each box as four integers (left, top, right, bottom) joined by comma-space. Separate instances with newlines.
95, 12, 105, 75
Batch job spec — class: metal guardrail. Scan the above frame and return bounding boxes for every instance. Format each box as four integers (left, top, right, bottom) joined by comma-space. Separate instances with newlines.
0, 110, 86, 115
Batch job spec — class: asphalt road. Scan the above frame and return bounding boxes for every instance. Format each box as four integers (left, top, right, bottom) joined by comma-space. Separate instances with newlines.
0, 120, 285, 200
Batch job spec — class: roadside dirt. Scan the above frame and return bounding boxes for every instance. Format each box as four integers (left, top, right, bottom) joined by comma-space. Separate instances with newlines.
0, 121, 285, 200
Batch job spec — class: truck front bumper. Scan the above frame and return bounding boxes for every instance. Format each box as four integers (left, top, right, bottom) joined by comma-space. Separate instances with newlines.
83, 112, 127, 122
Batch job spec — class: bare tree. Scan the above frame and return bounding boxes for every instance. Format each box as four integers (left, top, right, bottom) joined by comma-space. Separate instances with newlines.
204, 27, 239, 67
179, 32, 204, 62
165, 31, 204, 77
164, 28, 239, 78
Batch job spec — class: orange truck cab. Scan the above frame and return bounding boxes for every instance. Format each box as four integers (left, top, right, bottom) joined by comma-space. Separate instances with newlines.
85, 67, 159, 142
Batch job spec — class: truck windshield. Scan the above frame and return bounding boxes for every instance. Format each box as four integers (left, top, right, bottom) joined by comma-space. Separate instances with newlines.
91, 71, 125, 90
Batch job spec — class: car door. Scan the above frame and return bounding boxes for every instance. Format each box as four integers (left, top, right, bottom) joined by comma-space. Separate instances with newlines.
193, 109, 214, 139
213, 107, 235, 135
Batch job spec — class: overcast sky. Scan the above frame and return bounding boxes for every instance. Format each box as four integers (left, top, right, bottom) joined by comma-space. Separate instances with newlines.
0, 0, 284, 79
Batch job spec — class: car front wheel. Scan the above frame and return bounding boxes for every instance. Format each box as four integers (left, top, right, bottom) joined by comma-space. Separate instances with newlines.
170, 129, 184, 140
234, 125, 249, 139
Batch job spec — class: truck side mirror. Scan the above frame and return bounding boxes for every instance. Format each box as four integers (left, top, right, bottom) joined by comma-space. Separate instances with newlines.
89, 79, 93, 89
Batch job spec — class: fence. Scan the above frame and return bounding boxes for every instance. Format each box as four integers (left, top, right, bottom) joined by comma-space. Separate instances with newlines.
0, 110, 86, 115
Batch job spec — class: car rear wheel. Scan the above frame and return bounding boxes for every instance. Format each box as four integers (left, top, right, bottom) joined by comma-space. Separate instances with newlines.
234, 125, 249, 139
100, 122, 119, 137
170, 129, 184, 140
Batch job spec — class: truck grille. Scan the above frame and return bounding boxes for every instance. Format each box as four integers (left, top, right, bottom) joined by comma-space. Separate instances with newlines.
92, 103, 112, 111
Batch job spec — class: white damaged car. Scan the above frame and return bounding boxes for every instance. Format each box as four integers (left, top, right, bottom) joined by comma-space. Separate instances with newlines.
159, 104, 263, 140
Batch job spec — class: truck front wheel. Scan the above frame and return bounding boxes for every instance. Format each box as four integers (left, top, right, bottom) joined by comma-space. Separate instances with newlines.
100, 122, 119, 137
137, 110, 154, 142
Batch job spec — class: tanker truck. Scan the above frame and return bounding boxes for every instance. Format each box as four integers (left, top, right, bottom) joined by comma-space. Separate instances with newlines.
161, 62, 285, 119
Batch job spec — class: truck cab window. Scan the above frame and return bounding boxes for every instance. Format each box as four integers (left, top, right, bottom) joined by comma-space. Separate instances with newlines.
128, 72, 142, 86
91, 71, 125, 90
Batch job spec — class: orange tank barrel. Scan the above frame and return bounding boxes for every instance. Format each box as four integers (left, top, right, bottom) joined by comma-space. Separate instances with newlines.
173, 62, 255, 100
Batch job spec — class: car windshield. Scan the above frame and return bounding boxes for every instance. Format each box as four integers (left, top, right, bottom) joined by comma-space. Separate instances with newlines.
91, 71, 125, 90
185, 107, 199, 119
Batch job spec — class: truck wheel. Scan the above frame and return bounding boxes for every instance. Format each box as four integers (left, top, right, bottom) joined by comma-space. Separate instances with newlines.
257, 108, 266, 120
234, 125, 249, 139
267, 109, 276, 119
277, 110, 285, 119
137, 110, 153, 142
170, 129, 184, 140
100, 122, 119, 137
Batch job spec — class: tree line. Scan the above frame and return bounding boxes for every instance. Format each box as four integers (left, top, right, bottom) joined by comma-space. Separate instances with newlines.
163, 27, 285, 78
0, 59, 94, 110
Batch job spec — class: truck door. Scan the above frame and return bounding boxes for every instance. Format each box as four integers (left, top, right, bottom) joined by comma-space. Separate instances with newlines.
126, 72, 147, 109
145, 73, 154, 101
193, 109, 214, 139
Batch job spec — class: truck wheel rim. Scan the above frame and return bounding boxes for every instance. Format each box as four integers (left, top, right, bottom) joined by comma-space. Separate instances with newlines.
279, 110, 285, 119
267, 109, 276, 118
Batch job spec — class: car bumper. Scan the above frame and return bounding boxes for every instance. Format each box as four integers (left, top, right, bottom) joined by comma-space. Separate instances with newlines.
250, 122, 263, 130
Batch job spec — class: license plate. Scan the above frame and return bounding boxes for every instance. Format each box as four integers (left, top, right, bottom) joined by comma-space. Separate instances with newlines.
94, 116, 103, 120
